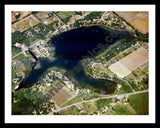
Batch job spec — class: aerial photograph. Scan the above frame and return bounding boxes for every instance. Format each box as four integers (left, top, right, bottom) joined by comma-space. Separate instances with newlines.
11, 11, 149, 115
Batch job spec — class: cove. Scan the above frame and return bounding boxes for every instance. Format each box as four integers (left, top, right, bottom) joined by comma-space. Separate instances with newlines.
17, 25, 133, 94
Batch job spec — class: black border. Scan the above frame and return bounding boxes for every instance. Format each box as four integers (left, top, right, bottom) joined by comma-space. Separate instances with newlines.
2, 2, 158, 127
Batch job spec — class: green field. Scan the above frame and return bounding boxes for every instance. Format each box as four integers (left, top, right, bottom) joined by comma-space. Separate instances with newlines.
56, 11, 75, 24
128, 92, 148, 115
61, 91, 100, 107
112, 105, 132, 115
55, 105, 81, 115
94, 98, 112, 110
83, 11, 104, 20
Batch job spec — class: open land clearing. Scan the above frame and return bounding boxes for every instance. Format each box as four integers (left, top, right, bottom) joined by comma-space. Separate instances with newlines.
12, 14, 40, 32
45, 85, 76, 106
12, 11, 32, 23
109, 47, 148, 78
115, 11, 149, 34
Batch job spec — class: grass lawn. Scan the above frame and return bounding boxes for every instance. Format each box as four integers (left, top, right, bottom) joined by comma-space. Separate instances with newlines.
55, 105, 81, 115
94, 98, 112, 110
112, 105, 132, 115
61, 93, 85, 107
56, 11, 75, 19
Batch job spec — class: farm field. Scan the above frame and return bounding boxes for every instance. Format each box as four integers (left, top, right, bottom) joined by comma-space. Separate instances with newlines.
12, 14, 40, 32
34, 11, 59, 25
109, 47, 148, 78
45, 85, 76, 106
56, 11, 75, 24
128, 92, 148, 115
115, 11, 149, 34
10, 10, 150, 116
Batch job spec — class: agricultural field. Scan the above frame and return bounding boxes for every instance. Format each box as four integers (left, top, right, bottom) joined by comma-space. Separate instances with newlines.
12, 11, 32, 23
45, 84, 76, 106
55, 105, 82, 115
34, 11, 60, 26
12, 14, 40, 32
10, 11, 150, 116
56, 11, 75, 24
115, 11, 149, 34
124, 62, 149, 91
61, 90, 100, 107
56, 94, 146, 115
109, 47, 148, 78
128, 92, 148, 115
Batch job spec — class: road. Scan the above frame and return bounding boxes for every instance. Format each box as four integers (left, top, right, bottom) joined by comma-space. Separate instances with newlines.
12, 40, 42, 59
52, 89, 148, 113
52, 12, 65, 26
12, 51, 24, 59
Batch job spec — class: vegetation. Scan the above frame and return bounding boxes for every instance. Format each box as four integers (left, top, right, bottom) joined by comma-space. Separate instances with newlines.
63, 16, 72, 24
73, 19, 82, 28
128, 92, 148, 115
134, 30, 148, 42
12, 30, 30, 46
73, 12, 104, 28
124, 64, 149, 91
104, 17, 111, 21
104, 40, 136, 61
83, 11, 104, 21
61, 90, 100, 107
12, 88, 48, 115
56, 11, 75, 24
12, 46, 21, 55
112, 75, 133, 94
12, 67, 17, 78
81, 102, 97, 115
22, 38, 30, 46
11, 11, 149, 115
75, 11, 82, 16
55, 105, 81, 115
23, 23, 49, 43
12, 31, 24, 45
94, 98, 112, 110
61, 93, 85, 107
15, 13, 21, 19
14, 53, 28, 61
112, 105, 131, 115
46, 23, 55, 31
127, 78, 139, 91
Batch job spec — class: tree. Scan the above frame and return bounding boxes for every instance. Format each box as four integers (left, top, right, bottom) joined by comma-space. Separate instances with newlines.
12, 88, 48, 115
46, 23, 55, 31
22, 38, 30, 47
12, 46, 21, 55
12, 31, 24, 44
75, 11, 82, 16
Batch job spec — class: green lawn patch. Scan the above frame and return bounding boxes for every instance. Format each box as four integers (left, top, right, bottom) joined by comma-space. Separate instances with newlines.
128, 92, 148, 115
94, 98, 112, 110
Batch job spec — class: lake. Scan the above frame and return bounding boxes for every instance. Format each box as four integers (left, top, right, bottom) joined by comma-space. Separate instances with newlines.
17, 25, 133, 94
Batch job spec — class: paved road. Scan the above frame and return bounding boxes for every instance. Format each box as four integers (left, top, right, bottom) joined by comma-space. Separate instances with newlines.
52, 89, 148, 113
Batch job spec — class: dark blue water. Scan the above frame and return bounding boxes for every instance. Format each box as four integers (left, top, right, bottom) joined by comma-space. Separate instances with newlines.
17, 26, 133, 94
